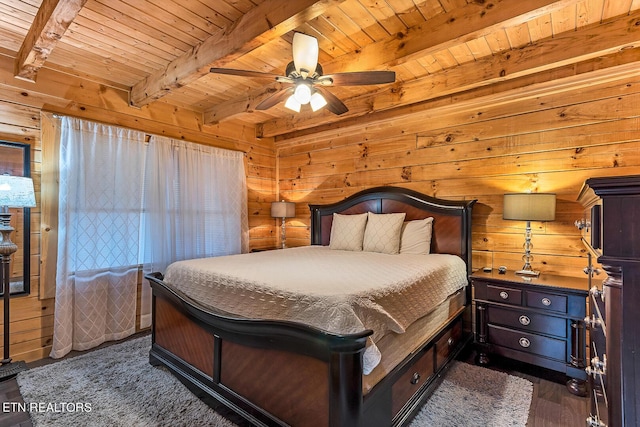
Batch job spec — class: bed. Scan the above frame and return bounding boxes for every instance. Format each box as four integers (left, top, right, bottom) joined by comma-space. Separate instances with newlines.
146, 186, 476, 427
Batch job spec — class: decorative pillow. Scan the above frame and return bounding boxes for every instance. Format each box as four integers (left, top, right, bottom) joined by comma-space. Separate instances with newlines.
363, 212, 407, 254
329, 213, 368, 251
399, 217, 434, 255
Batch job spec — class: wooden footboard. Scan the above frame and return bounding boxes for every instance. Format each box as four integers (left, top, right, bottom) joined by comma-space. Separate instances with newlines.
148, 273, 371, 427
147, 273, 470, 427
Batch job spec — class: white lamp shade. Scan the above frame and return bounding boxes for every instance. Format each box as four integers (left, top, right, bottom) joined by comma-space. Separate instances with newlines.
293, 83, 312, 105
271, 201, 296, 218
310, 92, 327, 111
292, 33, 318, 78
503, 193, 556, 221
0, 175, 36, 208
284, 95, 302, 112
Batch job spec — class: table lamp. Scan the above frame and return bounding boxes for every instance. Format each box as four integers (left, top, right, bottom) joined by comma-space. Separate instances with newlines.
271, 200, 295, 249
503, 193, 556, 277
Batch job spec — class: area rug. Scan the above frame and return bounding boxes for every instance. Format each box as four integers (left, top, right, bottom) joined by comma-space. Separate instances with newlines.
16, 335, 532, 426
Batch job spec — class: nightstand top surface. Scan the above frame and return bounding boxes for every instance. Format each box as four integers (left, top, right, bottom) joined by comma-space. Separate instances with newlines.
470, 269, 589, 294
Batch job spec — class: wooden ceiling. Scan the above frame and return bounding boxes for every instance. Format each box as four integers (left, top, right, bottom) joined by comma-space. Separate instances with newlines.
1, 0, 639, 139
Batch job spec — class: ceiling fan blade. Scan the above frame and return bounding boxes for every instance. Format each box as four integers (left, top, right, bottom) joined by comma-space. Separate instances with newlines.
318, 71, 396, 86
292, 33, 318, 79
255, 87, 294, 110
209, 68, 281, 79
315, 87, 348, 115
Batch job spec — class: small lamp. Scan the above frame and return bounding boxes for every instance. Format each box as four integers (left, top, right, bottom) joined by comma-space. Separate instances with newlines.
503, 193, 556, 277
271, 200, 295, 249
0, 175, 36, 379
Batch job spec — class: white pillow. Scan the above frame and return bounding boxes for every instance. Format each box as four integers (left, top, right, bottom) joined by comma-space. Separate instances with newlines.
399, 217, 434, 255
329, 213, 368, 251
363, 212, 406, 254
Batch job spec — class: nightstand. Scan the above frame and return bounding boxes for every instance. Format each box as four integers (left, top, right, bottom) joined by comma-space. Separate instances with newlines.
471, 270, 589, 396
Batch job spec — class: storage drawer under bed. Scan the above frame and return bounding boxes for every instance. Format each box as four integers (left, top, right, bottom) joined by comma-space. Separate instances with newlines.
391, 317, 463, 417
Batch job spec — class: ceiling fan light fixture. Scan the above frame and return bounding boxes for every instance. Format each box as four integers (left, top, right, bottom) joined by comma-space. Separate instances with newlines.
284, 95, 301, 112
310, 92, 327, 112
293, 82, 312, 105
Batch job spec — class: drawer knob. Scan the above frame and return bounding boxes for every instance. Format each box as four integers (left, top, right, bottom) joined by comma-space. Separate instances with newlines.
499, 291, 509, 300
519, 337, 531, 348
410, 372, 421, 385
447, 337, 455, 347
519, 315, 531, 326
541, 297, 551, 306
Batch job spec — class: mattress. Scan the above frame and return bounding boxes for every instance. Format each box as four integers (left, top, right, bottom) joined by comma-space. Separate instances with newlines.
163, 246, 468, 374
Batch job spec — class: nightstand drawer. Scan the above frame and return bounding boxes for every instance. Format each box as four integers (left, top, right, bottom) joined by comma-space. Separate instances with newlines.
487, 285, 522, 305
488, 325, 566, 361
526, 290, 567, 313
487, 306, 567, 338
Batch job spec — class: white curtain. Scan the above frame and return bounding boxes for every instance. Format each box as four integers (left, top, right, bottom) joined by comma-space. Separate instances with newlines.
139, 136, 248, 328
51, 119, 248, 356
51, 117, 146, 358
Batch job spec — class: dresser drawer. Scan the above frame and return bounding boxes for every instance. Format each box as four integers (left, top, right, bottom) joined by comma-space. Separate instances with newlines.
435, 318, 462, 369
391, 346, 434, 416
488, 324, 566, 361
487, 306, 567, 338
526, 290, 567, 313
487, 285, 522, 305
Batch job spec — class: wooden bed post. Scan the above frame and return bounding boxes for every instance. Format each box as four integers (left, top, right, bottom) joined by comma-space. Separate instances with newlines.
329, 349, 365, 427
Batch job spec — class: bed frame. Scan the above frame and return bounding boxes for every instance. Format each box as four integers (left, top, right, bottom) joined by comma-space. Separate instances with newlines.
146, 186, 475, 427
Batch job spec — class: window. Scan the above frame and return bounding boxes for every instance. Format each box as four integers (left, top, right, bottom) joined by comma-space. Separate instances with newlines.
0, 141, 31, 296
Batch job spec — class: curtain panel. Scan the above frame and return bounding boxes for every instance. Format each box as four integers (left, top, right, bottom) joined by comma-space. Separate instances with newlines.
139, 136, 248, 328
51, 118, 248, 358
51, 117, 146, 358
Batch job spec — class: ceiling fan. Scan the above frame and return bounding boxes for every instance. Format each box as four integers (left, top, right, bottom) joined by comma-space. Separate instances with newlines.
209, 32, 395, 115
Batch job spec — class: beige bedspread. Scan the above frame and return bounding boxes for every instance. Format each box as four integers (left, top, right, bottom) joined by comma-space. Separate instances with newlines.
163, 246, 468, 373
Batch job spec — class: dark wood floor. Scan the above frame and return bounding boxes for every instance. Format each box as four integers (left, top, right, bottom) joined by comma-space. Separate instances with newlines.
457, 351, 590, 427
0, 340, 588, 427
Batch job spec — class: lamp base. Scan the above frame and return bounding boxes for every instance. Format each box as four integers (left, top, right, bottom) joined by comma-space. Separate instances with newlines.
0, 360, 27, 381
515, 269, 540, 277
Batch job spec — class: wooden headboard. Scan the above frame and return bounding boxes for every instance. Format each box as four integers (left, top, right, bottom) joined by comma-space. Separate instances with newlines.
309, 186, 476, 276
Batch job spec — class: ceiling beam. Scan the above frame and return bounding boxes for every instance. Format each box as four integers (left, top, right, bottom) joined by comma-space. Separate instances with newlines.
130, 0, 344, 107
14, 0, 88, 83
258, 9, 640, 137
203, 0, 582, 124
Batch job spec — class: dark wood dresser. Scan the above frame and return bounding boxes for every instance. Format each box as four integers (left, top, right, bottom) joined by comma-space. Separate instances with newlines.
577, 175, 640, 427
472, 270, 589, 395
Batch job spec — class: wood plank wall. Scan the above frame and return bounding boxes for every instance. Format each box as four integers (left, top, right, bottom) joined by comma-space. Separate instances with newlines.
0, 100, 48, 364
0, 53, 277, 362
275, 75, 640, 279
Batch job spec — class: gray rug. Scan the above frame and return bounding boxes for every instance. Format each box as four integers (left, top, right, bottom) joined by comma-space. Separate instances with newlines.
16, 335, 532, 426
